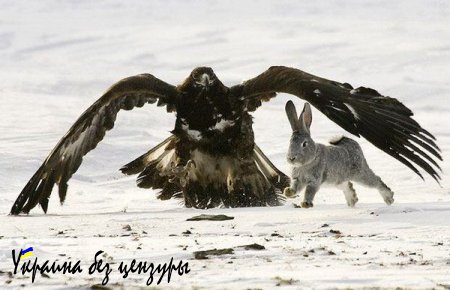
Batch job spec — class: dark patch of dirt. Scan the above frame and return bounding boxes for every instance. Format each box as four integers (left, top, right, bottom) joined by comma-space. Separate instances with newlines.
187, 214, 234, 221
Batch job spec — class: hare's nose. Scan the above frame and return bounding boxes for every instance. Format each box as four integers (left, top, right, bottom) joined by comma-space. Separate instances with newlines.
288, 157, 296, 162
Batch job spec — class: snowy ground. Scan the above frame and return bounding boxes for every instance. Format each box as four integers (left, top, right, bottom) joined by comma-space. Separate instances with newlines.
0, 0, 449, 289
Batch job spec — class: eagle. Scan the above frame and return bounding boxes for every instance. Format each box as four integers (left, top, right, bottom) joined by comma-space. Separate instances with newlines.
10, 66, 441, 215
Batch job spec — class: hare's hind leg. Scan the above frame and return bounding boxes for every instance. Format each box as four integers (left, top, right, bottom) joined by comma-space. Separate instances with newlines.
339, 181, 358, 207
377, 179, 394, 205
356, 169, 394, 205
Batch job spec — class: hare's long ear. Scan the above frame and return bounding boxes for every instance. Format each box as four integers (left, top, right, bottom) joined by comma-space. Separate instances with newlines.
285, 101, 301, 132
299, 102, 312, 134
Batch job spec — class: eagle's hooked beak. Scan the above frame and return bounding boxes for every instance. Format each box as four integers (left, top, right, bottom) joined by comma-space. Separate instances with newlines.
195, 73, 215, 91
199, 73, 210, 88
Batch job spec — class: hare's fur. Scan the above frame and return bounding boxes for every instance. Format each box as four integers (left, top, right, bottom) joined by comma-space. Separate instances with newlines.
284, 101, 394, 208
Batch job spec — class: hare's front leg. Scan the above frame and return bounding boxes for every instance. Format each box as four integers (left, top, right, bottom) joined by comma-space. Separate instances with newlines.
284, 177, 302, 198
339, 181, 358, 207
301, 184, 319, 208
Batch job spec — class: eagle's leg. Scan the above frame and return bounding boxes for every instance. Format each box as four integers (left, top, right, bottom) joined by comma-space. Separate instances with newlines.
178, 145, 288, 208
222, 157, 282, 207
180, 160, 197, 207
166, 160, 196, 187
165, 160, 197, 208
123, 136, 289, 208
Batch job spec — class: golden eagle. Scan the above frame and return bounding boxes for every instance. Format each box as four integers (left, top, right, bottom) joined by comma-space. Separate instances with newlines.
10, 66, 441, 214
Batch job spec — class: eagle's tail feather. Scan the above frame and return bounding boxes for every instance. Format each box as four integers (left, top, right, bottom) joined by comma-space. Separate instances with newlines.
121, 138, 289, 207
120, 135, 175, 175
253, 144, 290, 191
120, 135, 181, 199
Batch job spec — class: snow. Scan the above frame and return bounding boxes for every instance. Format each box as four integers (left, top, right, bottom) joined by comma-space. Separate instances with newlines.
0, 0, 449, 289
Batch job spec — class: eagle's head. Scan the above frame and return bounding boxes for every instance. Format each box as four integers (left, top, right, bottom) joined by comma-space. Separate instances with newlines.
178, 67, 227, 95
191, 67, 217, 89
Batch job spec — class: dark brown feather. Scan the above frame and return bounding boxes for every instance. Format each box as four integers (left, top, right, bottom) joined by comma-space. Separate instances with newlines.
10, 74, 178, 215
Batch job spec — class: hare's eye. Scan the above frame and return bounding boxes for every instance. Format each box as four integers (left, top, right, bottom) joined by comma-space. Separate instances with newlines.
302, 141, 308, 147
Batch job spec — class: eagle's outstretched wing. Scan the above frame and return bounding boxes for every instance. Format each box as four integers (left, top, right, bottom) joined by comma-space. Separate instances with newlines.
10, 74, 178, 215
230, 66, 441, 182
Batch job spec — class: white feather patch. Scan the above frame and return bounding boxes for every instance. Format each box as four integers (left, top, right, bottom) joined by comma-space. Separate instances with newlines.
182, 124, 202, 140
210, 119, 235, 132
344, 103, 360, 120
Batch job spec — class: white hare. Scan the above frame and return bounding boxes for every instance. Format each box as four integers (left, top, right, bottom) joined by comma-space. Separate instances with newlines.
283, 101, 394, 208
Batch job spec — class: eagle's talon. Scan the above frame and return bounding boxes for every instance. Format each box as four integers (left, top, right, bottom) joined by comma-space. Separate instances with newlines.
166, 160, 196, 187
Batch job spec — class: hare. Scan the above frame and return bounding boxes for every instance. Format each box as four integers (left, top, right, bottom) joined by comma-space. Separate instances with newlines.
283, 101, 394, 208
